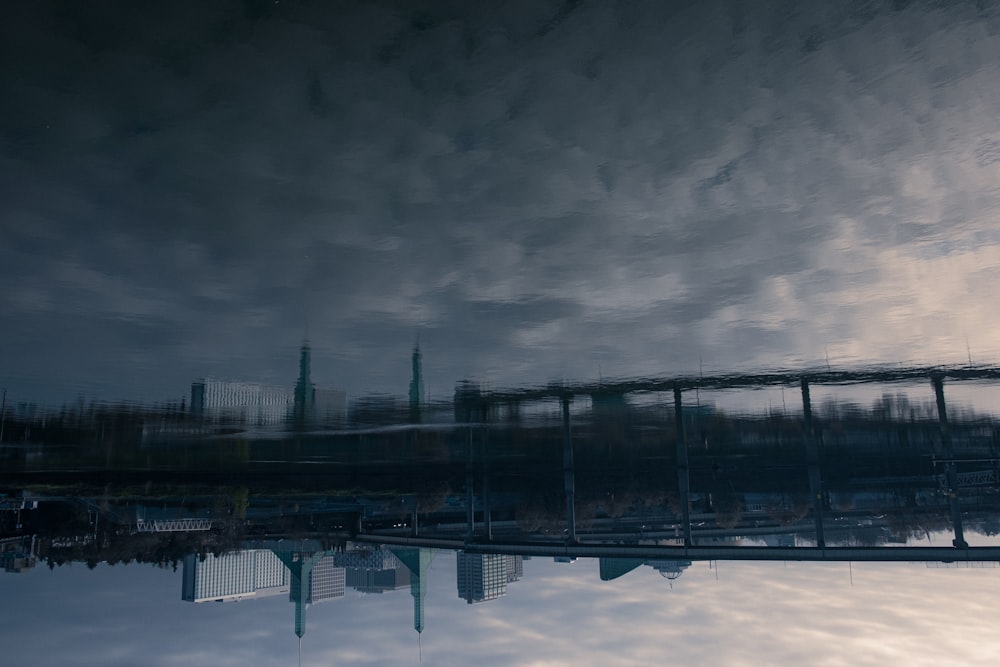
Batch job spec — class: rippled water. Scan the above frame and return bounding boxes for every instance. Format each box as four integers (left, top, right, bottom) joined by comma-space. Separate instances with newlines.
3, 0, 1000, 408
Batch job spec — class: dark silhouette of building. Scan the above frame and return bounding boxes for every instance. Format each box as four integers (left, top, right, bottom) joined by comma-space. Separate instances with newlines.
293, 340, 314, 425
409, 341, 425, 423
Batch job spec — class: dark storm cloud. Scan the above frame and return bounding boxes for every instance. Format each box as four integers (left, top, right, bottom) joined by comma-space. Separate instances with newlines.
3, 0, 1000, 403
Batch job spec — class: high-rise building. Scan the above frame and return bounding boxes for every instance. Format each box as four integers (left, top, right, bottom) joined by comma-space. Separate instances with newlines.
277, 550, 346, 639
457, 552, 509, 604
336, 545, 409, 594
292, 340, 348, 427
346, 566, 411, 593
306, 555, 346, 603
293, 340, 314, 424
390, 547, 435, 635
190, 340, 345, 427
189, 379, 291, 425
255, 549, 291, 595
505, 554, 523, 582
181, 549, 290, 602
182, 551, 258, 602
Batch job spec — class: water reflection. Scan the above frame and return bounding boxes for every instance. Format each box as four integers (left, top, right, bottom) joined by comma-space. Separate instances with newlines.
5, 1, 1000, 404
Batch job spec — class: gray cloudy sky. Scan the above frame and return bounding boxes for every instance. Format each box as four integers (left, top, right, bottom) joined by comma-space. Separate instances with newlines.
4, 546, 1000, 666
3, 0, 1000, 404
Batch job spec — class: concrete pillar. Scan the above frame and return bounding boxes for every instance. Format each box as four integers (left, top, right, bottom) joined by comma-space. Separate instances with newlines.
933, 375, 968, 548
801, 379, 826, 548
482, 428, 492, 541
563, 395, 577, 544
466, 426, 475, 539
675, 386, 692, 548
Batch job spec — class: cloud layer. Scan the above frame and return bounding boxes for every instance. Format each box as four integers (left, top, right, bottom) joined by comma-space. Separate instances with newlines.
4, 550, 1000, 666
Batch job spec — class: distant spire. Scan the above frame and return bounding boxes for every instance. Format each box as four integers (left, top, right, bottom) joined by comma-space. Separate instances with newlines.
389, 547, 434, 636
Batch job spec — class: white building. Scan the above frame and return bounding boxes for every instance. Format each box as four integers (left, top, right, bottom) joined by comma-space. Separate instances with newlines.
190, 379, 347, 426
182, 549, 290, 602
190, 379, 292, 425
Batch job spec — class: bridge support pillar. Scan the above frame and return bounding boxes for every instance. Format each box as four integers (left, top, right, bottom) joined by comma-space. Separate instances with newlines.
563, 395, 577, 544
466, 426, 475, 540
675, 386, 692, 548
482, 430, 493, 541
933, 375, 968, 549
801, 379, 826, 548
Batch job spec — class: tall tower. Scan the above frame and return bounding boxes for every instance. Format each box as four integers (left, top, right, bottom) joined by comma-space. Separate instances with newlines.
408, 341, 425, 423
390, 547, 435, 636
294, 340, 314, 425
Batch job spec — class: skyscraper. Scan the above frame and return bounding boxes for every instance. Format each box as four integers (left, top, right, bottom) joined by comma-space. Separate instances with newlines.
456, 552, 508, 604
181, 550, 288, 602
336, 546, 409, 593
188, 338, 345, 427
189, 379, 291, 425
306, 555, 346, 603
271, 550, 346, 639
390, 547, 435, 635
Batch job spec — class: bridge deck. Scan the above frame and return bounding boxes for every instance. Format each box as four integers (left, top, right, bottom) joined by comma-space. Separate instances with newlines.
472, 364, 1000, 402
354, 533, 1000, 562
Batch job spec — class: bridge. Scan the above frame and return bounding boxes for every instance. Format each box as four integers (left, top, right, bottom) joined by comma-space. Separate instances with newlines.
449, 366, 1000, 554
946, 470, 997, 487
353, 533, 1000, 563
459, 364, 1000, 403
135, 517, 214, 533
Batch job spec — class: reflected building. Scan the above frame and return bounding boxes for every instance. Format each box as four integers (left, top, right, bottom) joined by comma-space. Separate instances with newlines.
455, 381, 497, 423
409, 341, 425, 422
313, 388, 347, 425
190, 379, 291, 425
189, 341, 345, 426
293, 341, 313, 425
294, 341, 347, 427
347, 565, 410, 593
